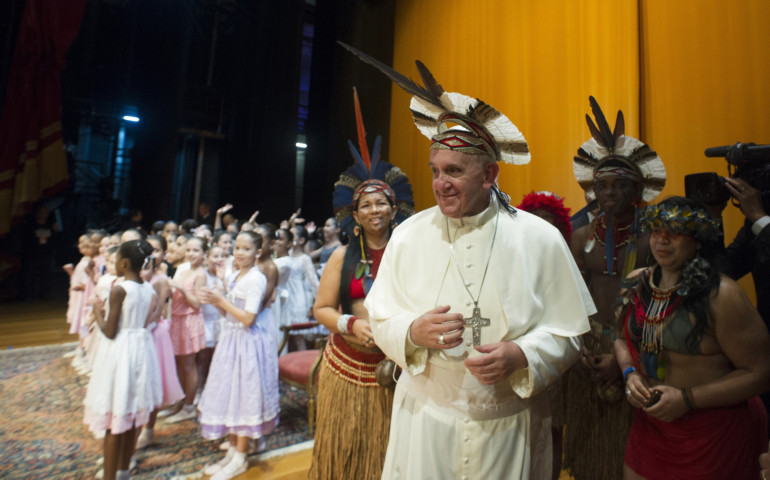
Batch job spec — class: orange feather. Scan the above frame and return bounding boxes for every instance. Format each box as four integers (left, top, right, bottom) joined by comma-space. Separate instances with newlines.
353, 87, 371, 171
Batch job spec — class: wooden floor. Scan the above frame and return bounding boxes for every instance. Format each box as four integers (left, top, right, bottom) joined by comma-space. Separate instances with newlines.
0, 296, 573, 480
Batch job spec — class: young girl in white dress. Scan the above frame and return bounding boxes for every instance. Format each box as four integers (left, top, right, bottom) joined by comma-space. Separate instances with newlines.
199, 245, 226, 390
84, 240, 163, 480
273, 227, 319, 353
198, 231, 280, 480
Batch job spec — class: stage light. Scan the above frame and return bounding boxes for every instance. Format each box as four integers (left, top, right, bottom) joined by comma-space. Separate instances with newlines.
296, 142, 307, 149
122, 115, 140, 122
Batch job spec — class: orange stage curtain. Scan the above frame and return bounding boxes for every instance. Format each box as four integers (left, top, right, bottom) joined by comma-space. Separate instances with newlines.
387, 0, 769, 303
388, 0, 641, 214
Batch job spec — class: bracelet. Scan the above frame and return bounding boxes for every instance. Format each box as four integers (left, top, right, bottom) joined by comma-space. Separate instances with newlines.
337, 314, 358, 335
681, 387, 696, 410
623, 366, 637, 382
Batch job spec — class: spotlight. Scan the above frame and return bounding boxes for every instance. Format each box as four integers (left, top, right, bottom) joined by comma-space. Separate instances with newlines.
296, 142, 307, 149
122, 115, 140, 123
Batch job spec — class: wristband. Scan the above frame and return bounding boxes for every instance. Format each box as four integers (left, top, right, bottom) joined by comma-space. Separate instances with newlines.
623, 366, 637, 381
681, 387, 696, 410
337, 314, 358, 335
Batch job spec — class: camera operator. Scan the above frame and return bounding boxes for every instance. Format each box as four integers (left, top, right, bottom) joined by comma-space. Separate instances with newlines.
722, 173, 770, 439
722, 175, 770, 332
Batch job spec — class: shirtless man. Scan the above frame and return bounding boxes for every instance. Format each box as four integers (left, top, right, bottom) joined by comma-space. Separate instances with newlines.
563, 97, 666, 479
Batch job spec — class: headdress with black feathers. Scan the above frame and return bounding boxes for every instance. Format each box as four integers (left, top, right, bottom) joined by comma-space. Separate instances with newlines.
574, 96, 666, 203
573, 96, 667, 277
339, 42, 529, 214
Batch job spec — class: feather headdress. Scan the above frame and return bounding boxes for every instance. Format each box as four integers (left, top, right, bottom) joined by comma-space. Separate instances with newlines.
333, 87, 415, 234
338, 42, 529, 166
573, 96, 666, 202
516, 191, 572, 243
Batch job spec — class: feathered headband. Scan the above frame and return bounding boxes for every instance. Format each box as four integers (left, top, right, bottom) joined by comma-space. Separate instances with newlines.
573, 96, 666, 202
338, 42, 529, 166
516, 191, 572, 242
639, 203, 721, 240
333, 88, 415, 233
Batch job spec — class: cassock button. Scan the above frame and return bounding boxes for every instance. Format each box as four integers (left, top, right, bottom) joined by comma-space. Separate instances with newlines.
465, 301, 471, 306
464, 435, 469, 442
465, 263, 471, 268
462, 476, 468, 480
465, 340, 471, 347
465, 244, 472, 249
464, 418, 470, 424
464, 281, 472, 287
463, 457, 469, 464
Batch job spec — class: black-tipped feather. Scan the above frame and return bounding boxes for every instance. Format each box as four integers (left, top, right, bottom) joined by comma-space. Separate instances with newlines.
586, 114, 604, 147
588, 96, 615, 149
613, 110, 625, 139
416, 60, 444, 100
338, 41, 444, 109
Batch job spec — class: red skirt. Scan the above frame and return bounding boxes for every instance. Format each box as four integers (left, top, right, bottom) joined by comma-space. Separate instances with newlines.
625, 396, 767, 479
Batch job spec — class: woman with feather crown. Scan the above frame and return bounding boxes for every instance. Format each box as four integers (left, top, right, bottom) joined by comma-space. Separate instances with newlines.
307, 88, 414, 480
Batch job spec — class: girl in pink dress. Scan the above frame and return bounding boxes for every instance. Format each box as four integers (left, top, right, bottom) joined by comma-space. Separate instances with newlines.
91, 230, 108, 280
165, 235, 207, 423
136, 235, 185, 447
66, 233, 97, 368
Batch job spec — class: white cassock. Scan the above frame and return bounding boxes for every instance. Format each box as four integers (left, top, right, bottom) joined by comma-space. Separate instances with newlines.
365, 196, 596, 480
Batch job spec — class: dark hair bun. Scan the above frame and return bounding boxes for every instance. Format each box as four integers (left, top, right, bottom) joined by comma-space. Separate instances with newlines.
138, 240, 154, 257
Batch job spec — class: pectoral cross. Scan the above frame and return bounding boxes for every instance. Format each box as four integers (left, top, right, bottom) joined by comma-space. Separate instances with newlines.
465, 306, 490, 346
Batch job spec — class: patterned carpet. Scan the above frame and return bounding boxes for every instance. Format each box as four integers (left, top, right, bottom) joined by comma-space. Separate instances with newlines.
0, 343, 313, 479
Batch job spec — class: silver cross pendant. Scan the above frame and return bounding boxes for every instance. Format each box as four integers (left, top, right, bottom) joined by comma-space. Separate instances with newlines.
465, 306, 490, 346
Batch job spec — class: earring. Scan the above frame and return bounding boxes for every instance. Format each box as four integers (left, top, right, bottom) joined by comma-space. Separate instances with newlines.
353, 224, 360, 237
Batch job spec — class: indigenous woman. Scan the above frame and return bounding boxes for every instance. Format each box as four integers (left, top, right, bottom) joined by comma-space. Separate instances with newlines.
308, 89, 414, 480
516, 191, 572, 480
615, 196, 770, 479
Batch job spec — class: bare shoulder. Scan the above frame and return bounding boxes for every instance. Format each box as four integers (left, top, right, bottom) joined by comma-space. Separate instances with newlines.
262, 259, 278, 275
571, 223, 593, 246
110, 283, 127, 299
711, 275, 751, 310
194, 269, 207, 283
626, 267, 646, 279
328, 245, 347, 264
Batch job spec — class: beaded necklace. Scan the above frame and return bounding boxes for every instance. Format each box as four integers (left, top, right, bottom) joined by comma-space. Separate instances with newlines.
588, 214, 635, 275
593, 215, 632, 248
629, 267, 682, 379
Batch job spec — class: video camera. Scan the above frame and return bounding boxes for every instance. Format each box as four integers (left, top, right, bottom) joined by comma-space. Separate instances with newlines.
685, 142, 770, 205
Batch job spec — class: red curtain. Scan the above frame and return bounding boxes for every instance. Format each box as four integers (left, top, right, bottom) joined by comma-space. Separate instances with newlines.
0, 0, 86, 235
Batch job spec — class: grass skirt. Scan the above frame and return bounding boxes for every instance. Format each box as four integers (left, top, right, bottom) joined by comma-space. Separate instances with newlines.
308, 337, 393, 480
562, 328, 632, 480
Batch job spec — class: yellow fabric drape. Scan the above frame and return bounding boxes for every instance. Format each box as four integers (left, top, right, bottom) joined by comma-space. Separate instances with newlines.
388, 0, 768, 303
640, 0, 770, 300
389, 0, 640, 213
